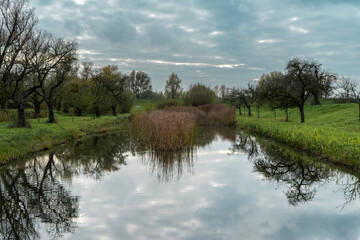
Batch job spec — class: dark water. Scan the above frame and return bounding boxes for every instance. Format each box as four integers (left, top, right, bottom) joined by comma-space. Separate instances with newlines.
1, 127, 360, 240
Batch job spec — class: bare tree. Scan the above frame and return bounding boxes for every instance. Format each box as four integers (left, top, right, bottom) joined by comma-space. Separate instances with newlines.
0, 0, 38, 126
36, 38, 78, 123
241, 82, 257, 117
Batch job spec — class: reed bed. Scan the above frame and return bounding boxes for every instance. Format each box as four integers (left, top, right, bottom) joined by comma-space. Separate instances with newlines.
131, 110, 197, 151
164, 104, 236, 126
199, 104, 236, 126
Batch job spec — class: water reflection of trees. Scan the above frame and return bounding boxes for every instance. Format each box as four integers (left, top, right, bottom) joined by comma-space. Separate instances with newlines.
55, 133, 130, 180
0, 152, 79, 240
0, 131, 131, 239
232, 132, 332, 206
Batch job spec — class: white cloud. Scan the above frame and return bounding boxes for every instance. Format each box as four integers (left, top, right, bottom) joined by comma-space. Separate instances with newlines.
290, 26, 309, 34
210, 31, 224, 36
180, 26, 195, 32
258, 39, 277, 43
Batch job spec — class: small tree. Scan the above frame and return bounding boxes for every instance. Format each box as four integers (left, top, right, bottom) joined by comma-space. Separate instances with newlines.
134, 71, 152, 99
165, 72, 182, 99
184, 83, 216, 106
257, 71, 296, 121
100, 65, 128, 116
229, 88, 243, 115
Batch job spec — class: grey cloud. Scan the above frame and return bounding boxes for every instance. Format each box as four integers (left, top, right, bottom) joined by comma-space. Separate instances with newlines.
30, 0, 360, 89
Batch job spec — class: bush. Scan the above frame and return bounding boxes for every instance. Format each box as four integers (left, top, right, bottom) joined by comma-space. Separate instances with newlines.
183, 83, 216, 106
119, 90, 135, 113
156, 99, 182, 110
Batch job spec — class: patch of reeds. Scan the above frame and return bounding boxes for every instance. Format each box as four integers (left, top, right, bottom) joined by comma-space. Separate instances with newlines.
164, 104, 236, 126
131, 110, 197, 151
198, 104, 236, 126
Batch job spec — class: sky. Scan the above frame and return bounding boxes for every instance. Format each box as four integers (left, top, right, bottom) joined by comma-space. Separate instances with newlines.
30, 0, 360, 91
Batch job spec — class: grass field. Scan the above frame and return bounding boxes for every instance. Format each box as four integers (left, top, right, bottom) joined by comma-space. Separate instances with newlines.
0, 113, 129, 164
237, 99, 360, 168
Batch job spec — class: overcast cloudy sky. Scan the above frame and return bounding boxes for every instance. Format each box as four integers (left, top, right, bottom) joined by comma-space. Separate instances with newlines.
30, 0, 360, 90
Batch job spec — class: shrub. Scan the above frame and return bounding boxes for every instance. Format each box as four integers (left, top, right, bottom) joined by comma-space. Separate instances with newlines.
119, 90, 135, 113
156, 99, 183, 110
183, 83, 216, 106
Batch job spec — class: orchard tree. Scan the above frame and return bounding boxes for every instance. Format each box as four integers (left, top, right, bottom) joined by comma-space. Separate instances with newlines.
165, 72, 182, 99
241, 82, 257, 117
257, 71, 295, 121
229, 88, 243, 115
269, 57, 334, 123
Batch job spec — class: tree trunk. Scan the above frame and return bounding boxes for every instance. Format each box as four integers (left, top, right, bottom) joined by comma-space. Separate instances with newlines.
238, 106, 242, 115
247, 106, 251, 117
94, 107, 101, 118
111, 105, 117, 116
75, 108, 82, 116
274, 109, 276, 120
48, 102, 55, 123
17, 104, 26, 127
285, 107, 289, 122
257, 106, 260, 118
299, 104, 305, 123
33, 101, 42, 118
56, 101, 61, 111
312, 91, 320, 105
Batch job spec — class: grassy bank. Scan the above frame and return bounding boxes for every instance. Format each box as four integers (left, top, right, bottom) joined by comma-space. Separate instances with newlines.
237, 100, 360, 168
0, 114, 129, 164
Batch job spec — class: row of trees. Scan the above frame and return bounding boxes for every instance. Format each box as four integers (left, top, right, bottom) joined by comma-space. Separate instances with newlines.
0, 0, 161, 126
230, 57, 338, 123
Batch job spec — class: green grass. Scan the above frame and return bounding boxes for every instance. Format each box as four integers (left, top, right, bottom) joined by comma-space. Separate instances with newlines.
0, 113, 129, 164
131, 99, 164, 113
237, 99, 360, 168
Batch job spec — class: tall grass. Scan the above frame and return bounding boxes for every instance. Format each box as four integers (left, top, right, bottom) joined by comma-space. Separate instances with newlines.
164, 104, 236, 126
131, 110, 197, 151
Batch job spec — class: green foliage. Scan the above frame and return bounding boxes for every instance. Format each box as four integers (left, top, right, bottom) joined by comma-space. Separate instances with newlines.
119, 90, 135, 114
165, 72, 182, 99
133, 71, 152, 99
156, 99, 183, 110
183, 83, 216, 106
62, 80, 94, 116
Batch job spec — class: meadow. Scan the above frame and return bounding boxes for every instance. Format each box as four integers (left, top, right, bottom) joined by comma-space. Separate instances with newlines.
237, 99, 360, 168
0, 113, 128, 164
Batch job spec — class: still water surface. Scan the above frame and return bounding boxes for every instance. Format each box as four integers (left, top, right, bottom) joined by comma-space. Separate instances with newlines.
1, 127, 360, 240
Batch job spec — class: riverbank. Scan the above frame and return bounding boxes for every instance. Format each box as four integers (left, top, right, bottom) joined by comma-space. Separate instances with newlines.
237, 100, 360, 169
0, 115, 129, 164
